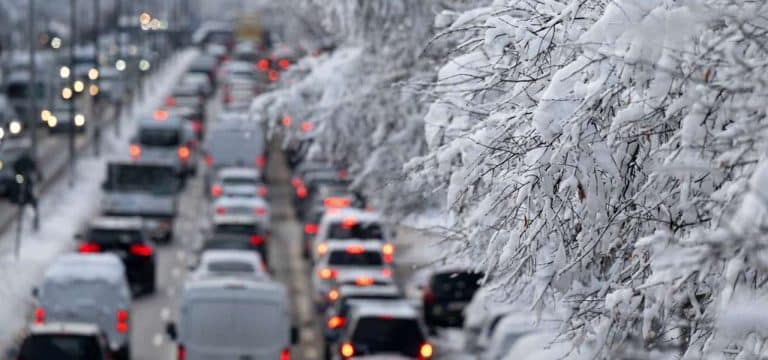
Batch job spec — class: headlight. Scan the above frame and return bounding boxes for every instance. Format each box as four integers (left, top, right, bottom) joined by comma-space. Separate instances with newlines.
74, 114, 86, 127
0, 128, 5, 139
47, 116, 58, 128
9, 120, 22, 134
41, 110, 51, 122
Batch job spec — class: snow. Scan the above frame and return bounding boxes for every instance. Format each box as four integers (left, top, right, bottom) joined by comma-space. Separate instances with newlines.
0, 49, 196, 352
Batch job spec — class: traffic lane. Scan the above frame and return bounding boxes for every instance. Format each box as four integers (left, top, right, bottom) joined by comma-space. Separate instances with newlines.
266, 139, 324, 360
130, 169, 206, 360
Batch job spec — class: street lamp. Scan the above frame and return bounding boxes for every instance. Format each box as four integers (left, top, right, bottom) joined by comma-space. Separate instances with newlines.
62, 87, 73, 100
88, 84, 99, 96
87, 68, 99, 80
59, 66, 71, 79
115, 59, 126, 72
73, 80, 85, 93
51, 37, 61, 49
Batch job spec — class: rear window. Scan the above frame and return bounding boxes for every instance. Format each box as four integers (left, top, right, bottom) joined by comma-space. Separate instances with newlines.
328, 223, 383, 240
19, 334, 104, 360
351, 317, 425, 357
430, 272, 483, 301
214, 224, 261, 234
139, 128, 180, 147
87, 229, 142, 244
223, 177, 257, 186
328, 251, 383, 266
208, 261, 256, 274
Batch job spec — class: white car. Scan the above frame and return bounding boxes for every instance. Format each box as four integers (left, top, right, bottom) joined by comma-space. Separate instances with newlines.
35, 254, 132, 359
311, 208, 395, 264
481, 312, 560, 360
463, 287, 521, 354
191, 250, 268, 280
209, 166, 266, 199
312, 242, 393, 310
166, 277, 296, 360
211, 195, 271, 227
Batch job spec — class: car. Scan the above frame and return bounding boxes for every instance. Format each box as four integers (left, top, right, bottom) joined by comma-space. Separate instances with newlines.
322, 284, 403, 359
101, 159, 180, 243
165, 84, 206, 123
34, 254, 132, 359
130, 112, 198, 177
331, 300, 433, 360
462, 286, 520, 353
187, 54, 219, 86
211, 196, 271, 226
311, 209, 394, 264
11, 323, 112, 360
76, 216, 157, 295
312, 242, 393, 311
191, 249, 268, 280
209, 166, 266, 199
421, 267, 483, 331
205, 213, 271, 263
165, 277, 297, 360
179, 72, 214, 98
202, 117, 266, 184
480, 312, 560, 360
297, 182, 356, 221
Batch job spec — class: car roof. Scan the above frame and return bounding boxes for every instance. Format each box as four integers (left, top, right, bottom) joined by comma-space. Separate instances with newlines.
28, 322, 102, 336
215, 196, 267, 207
218, 167, 261, 178
45, 254, 125, 283
339, 284, 401, 298
349, 300, 419, 319
88, 216, 144, 230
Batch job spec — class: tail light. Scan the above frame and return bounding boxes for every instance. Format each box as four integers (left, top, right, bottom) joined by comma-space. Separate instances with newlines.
177, 345, 186, 360
116, 309, 129, 333
318, 268, 337, 280
296, 186, 308, 199
154, 110, 169, 121
341, 217, 358, 229
340, 342, 355, 359
423, 288, 436, 305
78, 242, 101, 253
317, 243, 328, 256
304, 223, 318, 235
211, 185, 223, 197
280, 348, 290, 360
382, 243, 395, 263
300, 121, 313, 133
282, 115, 293, 128
419, 343, 434, 360
328, 289, 340, 302
268, 70, 279, 82
254, 207, 267, 216
204, 154, 214, 167
257, 185, 268, 197
327, 316, 345, 329
278, 59, 290, 70
381, 268, 392, 278
215, 207, 227, 215
255, 154, 266, 169
355, 277, 374, 286
129, 243, 153, 257
345, 245, 364, 254
178, 146, 191, 162
34, 307, 45, 324
250, 235, 265, 246
257, 59, 270, 71
290, 177, 302, 188
164, 97, 176, 106
324, 197, 351, 209
129, 144, 141, 160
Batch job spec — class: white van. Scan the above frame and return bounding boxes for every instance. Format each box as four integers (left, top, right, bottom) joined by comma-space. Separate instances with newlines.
35, 254, 132, 359
167, 277, 297, 360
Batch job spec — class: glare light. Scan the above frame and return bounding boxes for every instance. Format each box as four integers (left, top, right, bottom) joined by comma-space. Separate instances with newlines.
0, 160, 4, 170
51, 37, 61, 49
74, 114, 85, 127
40, 110, 51, 122
0, 128, 4, 140
139, 12, 151, 25
73, 81, 85, 93
47, 116, 58, 128
88, 68, 99, 80
139, 59, 150, 72
9, 121, 21, 134
149, 18, 161, 30
59, 66, 70, 79
89, 84, 100, 96
62, 87, 73, 100
115, 59, 127, 72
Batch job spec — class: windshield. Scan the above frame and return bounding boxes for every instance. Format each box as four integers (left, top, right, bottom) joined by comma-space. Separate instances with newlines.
351, 318, 424, 357
87, 229, 142, 245
208, 261, 256, 274
430, 272, 483, 301
139, 128, 180, 147
328, 251, 383, 267
328, 223, 383, 240
106, 164, 177, 195
19, 334, 104, 360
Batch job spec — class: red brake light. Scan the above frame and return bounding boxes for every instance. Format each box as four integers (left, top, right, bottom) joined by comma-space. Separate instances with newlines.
278, 59, 290, 70
280, 348, 291, 360
129, 144, 141, 160
341, 217, 358, 229
256, 154, 266, 169
154, 110, 169, 121
304, 223, 319, 235
324, 197, 351, 209
346, 245, 365, 254
268, 70, 279, 82
129, 243, 153, 257
327, 316, 345, 329
204, 155, 214, 167
178, 146, 191, 161
419, 342, 434, 360
116, 309, 129, 333
177, 345, 186, 360
296, 186, 308, 199
191, 120, 203, 133
164, 97, 176, 106
340, 342, 355, 358
381, 268, 392, 278
282, 115, 293, 128
211, 185, 223, 197
258, 185, 268, 197
215, 207, 227, 215
300, 121, 313, 133
254, 207, 267, 216
319, 268, 337, 280
34, 307, 45, 324
290, 177, 302, 188
78, 242, 101, 253
257, 59, 270, 71
250, 235, 265, 246
355, 277, 374, 286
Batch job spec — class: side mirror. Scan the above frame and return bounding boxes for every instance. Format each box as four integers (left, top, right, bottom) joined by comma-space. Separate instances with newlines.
31, 287, 39, 298
291, 326, 299, 345
165, 322, 177, 341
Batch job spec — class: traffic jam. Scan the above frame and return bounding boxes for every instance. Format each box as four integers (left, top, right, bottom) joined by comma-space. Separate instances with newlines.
0, 8, 498, 360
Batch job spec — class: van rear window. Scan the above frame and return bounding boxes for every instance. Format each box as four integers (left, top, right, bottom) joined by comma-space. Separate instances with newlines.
20, 334, 104, 360
139, 128, 180, 147
352, 318, 425, 357
430, 272, 483, 301
88, 229, 142, 245
208, 261, 256, 274
328, 251, 383, 266
328, 223, 383, 240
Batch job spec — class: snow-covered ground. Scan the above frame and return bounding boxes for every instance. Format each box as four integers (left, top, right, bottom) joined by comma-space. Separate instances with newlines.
0, 49, 197, 352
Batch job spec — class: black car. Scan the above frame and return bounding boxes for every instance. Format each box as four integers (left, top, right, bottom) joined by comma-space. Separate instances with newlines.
77, 217, 157, 295
13, 323, 111, 360
422, 269, 484, 330
207, 217, 270, 264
